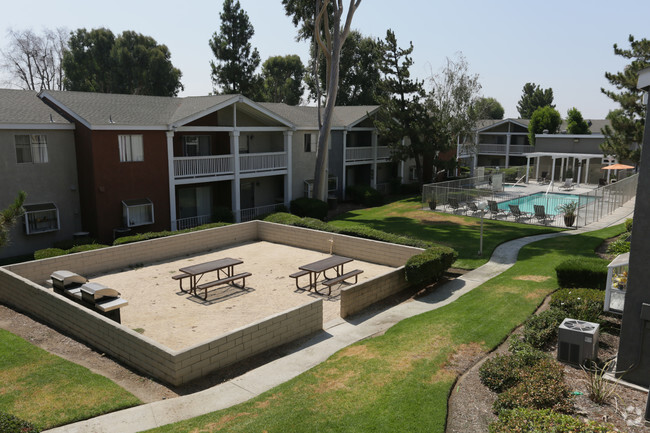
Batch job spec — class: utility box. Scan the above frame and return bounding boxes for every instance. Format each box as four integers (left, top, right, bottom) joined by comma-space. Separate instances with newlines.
557, 318, 599, 366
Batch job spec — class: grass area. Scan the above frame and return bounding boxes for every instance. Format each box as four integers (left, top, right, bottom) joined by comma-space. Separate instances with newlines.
0, 329, 141, 430
146, 222, 624, 433
329, 197, 565, 269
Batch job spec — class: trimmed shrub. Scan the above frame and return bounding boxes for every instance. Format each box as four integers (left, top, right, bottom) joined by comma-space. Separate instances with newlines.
522, 308, 567, 349
625, 218, 633, 233
346, 184, 383, 206
113, 222, 231, 246
479, 341, 547, 393
404, 246, 458, 285
0, 411, 40, 433
606, 235, 630, 255
68, 244, 109, 254
551, 288, 604, 323
490, 408, 616, 433
264, 212, 302, 225
493, 358, 572, 414
290, 197, 328, 220
508, 339, 547, 366
555, 258, 609, 289
34, 248, 66, 260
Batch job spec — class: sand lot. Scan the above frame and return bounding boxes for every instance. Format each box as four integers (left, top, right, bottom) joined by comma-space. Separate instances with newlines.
89, 241, 394, 350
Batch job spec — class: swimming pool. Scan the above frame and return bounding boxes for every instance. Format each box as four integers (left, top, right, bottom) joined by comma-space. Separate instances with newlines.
497, 193, 592, 214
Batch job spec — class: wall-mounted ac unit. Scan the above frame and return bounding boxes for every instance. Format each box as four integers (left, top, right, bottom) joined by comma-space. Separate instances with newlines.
557, 318, 599, 365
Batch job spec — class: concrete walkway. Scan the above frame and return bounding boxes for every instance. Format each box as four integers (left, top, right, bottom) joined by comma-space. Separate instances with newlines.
46, 200, 635, 433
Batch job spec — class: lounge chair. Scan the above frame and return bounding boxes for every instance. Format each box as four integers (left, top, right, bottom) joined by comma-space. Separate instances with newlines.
487, 200, 507, 219
447, 198, 466, 214
537, 171, 549, 184
466, 202, 483, 216
559, 178, 574, 191
508, 204, 532, 222
533, 205, 556, 225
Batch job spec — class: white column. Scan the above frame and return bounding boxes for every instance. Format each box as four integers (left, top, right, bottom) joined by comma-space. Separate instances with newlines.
576, 159, 583, 187
550, 156, 557, 183
560, 157, 565, 180
371, 131, 378, 189
535, 156, 540, 181
342, 130, 348, 200
505, 129, 511, 168
284, 130, 293, 206
231, 130, 241, 222
585, 158, 591, 184
525, 157, 531, 183
166, 131, 177, 231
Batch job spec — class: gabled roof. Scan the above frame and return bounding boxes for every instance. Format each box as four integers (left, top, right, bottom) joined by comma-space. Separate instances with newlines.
0, 89, 72, 129
259, 103, 379, 129
476, 118, 529, 132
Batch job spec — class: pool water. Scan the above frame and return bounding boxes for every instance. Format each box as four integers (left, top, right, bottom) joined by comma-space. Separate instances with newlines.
497, 193, 591, 214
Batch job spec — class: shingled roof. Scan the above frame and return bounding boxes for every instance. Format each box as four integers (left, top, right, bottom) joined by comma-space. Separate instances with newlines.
0, 89, 71, 126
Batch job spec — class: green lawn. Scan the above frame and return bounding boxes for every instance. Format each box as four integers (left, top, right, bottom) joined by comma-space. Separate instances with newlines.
0, 329, 141, 430
145, 220, 624, 432
329, 197, 565, 269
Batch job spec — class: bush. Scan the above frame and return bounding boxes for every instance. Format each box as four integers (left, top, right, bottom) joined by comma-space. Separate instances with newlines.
625, 218, 633, 233
68, 244, 109, 254
550, 289, 604, 323
606, 235, 630, 255
404, 245, 458, 285
400, 183, 421, 195
479, 341, 547, 393
0, 411, 40, 433
489, 408, 616, 433
113, 222, 231, 246
33, 248, 66, 260
263, 212, 302, 225
362, 188, 383, 207
290, 197, 328, 220
493, 357, 572, 414
555, 258, 609, 289
522, 308, 567, 349
346, 184, 383, 206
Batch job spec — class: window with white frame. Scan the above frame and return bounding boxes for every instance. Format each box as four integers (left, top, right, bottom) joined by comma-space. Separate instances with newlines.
118, 135, 144, 162
183, 135, 211, 156
122, 198, 154, 227
15, 134, 49, 163
304, 133, 317, 152
24, 203, 59, 234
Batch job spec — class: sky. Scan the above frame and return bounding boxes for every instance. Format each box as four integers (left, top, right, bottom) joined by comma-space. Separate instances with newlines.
1, 0, 649, 119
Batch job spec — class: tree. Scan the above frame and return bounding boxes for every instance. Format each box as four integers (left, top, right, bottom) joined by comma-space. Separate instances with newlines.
374, 29, 427, 182
1, 28, 68, 91
0, 191, 26, 248
528, 106, 561, 145
566, 107, 591, 135
306, 30, 385, 105
63, 28, 183, 96
600, 35, 649, 166
284, 0, 362, 201
472, 96, 504, 120
517, 82, 555, 119
260, 55, 305, 105
209, 0, 262, 98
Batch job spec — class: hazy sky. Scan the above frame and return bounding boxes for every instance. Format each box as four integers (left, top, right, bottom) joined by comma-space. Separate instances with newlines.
1, 0, 649, 119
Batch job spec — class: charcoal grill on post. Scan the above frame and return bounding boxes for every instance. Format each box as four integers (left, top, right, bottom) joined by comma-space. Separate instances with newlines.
80, 282, 127, 323
51, 270, 87, 296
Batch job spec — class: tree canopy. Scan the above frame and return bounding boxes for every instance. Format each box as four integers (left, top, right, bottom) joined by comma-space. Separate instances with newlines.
1, 28, 68, 91
472, 96, 504, 120
260, 55, 305, 105
63, 28, 183, 96
566, 107, 591, 135
209, 0, 262, 98
528, 106, 561, 145
600, 35, 649, 166
0, 191, 26, 248
516, 82, 555, 119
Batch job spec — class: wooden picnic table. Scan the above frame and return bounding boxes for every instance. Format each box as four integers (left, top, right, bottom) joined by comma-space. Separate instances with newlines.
298, 255, 353, 294
176, 257, 244, 298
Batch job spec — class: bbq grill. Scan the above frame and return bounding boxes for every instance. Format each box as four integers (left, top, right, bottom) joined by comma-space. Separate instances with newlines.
51, 270, 87, 296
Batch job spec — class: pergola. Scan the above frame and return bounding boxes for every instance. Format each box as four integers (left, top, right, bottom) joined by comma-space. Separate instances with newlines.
523, 152, 612, 185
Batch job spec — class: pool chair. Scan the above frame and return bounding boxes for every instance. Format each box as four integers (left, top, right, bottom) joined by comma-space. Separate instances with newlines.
466, 202, 482, 216
537, 171, 549, 184
559, 178, 574, 191
508, 204, 532, 222
533, 205, 556, 225
447, 198, 466, 214
487, 200, 507, 219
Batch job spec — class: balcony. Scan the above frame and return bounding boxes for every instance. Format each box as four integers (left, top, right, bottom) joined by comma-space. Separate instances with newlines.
346, 146, 391, 163
478, 144, 532, 155
174, 152, 287, 179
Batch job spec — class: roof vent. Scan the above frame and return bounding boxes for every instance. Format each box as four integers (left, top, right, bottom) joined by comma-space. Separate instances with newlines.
543, 129, 549, 134
109, 115, 114, 124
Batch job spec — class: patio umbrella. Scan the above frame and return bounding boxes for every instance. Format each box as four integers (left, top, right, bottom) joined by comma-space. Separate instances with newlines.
602, 163, 634, 170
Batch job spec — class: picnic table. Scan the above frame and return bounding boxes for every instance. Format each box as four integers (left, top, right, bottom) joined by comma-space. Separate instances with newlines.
174, 257, 250, 300
291, 255, 363, 295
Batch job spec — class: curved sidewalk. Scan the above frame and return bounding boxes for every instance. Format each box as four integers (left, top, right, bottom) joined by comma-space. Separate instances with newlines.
46, 200, 635, 433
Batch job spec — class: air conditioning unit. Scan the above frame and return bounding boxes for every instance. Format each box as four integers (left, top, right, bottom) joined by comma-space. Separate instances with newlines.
557, 318, 599, 365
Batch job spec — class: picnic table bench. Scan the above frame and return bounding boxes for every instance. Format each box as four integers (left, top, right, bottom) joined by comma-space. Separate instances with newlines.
293, 255, 362, 295
174, 257, 250, 300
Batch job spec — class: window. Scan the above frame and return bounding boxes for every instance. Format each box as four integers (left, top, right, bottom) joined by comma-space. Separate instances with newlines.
122, 198, 154, 227
24, 203, 59, 234
183, 135, 211, 156
15, 134, 49, 163
304, 133, 316, 152
409, 166, 418, 181
118, 135, 144, 162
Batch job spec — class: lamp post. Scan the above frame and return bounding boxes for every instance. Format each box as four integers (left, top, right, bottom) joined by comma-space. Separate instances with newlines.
477, 200, 488, 256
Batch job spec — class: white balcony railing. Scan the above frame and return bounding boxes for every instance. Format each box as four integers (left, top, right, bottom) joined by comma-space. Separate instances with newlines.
240, 152, 287, 173
239, 203, 286, 222
174, 155, 234, 178
175, 214, 211, 230
478, 144, 532, 155
346, 146, 390, 162
377, 146, 391, 160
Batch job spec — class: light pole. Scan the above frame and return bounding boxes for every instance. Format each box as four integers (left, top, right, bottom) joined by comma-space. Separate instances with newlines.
477, 200, 488, 256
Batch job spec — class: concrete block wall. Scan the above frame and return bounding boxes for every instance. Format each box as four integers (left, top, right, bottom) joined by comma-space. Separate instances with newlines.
0, 266, 322, 386
6, 222, 258, 283
339, 268, 411, 318
257, 221, 423, 267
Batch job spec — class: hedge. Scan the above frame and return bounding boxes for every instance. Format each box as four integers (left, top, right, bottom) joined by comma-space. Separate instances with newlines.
550, 289, 604, 323
0, 411, 40, 433
490, 408, 616, 433
289, 197, 328, 220
404, 246, 458, 285
522, 308, 567, 349
345, 184, 383, 206
113, 222, 231, 246
34, 244, 109, 260
555, 258, 609, 289
479, 341, 547, 393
